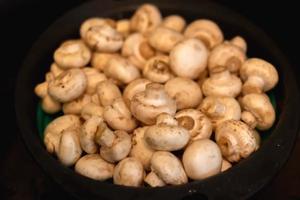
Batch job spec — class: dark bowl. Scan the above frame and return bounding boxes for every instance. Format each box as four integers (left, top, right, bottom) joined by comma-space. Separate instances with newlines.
15, 0, 300, 199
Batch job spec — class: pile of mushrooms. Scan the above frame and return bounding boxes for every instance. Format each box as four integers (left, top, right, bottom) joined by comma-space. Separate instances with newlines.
35, 4, 278, 187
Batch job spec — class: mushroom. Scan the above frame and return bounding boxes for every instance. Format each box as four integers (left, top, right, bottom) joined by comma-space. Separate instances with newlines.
144, 113, 190, 151
130, 4, 162, 34
175, 109, 212, 141
123, 78, 151, 108
80, 17, 116, 39
91, 52, 117, 72
116, 19, 131, 37
184, 19, 223, 49
48, 69, 87, 103
75, 154, 114, 181
198, 96, 241, 128
113, 157, 145, 187
230, 36, 247, 52
81, 102, 104, 121
170, 38, 208, 79
84, 24, 123, 53
130, 83, 177, 125
208, 42, 246, 74
62, 94, 91, 115
44, 114, 81, 154
143, 55, 173, 83
197, 68, 209, 88
202, 68, 242, 97
165, 77, 202, 110
57, 129, 82, 166
149, 151, 188, 185
80, 116, 102, 154
50, 63, 64, 77
183, 139, 222, 180
148, 27, 184, 53
91, 93, 101, 105
240, 93, 275, 130
144, 171, 166, 187
103, 98, 137, 132
104, 56, 141, 85
83, 67, 107, 94
96, 80, 122, 106
221, 159, 232, 172
53, 40, 91, 69
215, 120, 260, 162
240, 58, 279, 95
162, 15, 186, 33
122, 33, 155, 69
129, 126, 155, 170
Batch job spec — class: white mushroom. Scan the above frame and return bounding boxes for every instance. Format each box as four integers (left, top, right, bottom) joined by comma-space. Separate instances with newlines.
83, 67, 107, 94
50, 63, 64, 77
221, 159, 232, 172
81, 102, 104, 121
162, 15, 186, 33
91, 52, 117, 72
96, 80, 122, 106
230, 36, 247, 52
116, 19, 131, 37
144, 171, 166, 187
80, 17, 116, 39
62, 94, 91, 115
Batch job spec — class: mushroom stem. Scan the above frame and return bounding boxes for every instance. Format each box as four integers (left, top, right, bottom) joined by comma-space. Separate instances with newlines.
95, 122, 116, 147
241, 111, 257, 129
243, 76, 265, 94
144, 171, 166, 187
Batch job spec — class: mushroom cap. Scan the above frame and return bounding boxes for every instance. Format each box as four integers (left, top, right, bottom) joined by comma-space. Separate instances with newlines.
130, 83, 177, 125
150, 151, 188, 185
165, 77, 203, 110
50, 63, 64, 77
240, 93, 275, 130
202, 70, 242, 97
54, 40, 91, 69
208, 42, 246, 74
170, 38, 208, 79
230, 36, 247, 52
97, 80, 122, 106
83, 68, 107, 94
240, 58, 279, 93
48, 69, 87, 103
34, 82, 48, 98
81, 102, 104, 120
183, 139, 222, 180
116, 19, 131, 37
113, 157, 145, 187
215, 120, 260, 162
62, 94, 91, 115
221, 159, 232, 172
91, 52, 116, 72
75, 154, 114, 181
184, 19, 223, 49
80, 17, 115, 39
162, 15, 186, 33
175, 109, 212, 140
42, 95, 61, 114
144, 171, 166, 187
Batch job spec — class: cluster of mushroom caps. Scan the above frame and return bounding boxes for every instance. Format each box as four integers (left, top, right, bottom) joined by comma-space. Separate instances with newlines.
34, 4, 278, 187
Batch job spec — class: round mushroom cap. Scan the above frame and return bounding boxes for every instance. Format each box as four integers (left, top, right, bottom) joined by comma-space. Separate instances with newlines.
48, 69, 87, 103
80, 17, 116, 39
162, 15, 186, 32
113, 157, 145, 187
230, 36, 247, 52
96, 80, 122, 106
170, 38, 208, 79
165, 77, 203, 110
183, 139, 222, 180
240, 93, 275, 130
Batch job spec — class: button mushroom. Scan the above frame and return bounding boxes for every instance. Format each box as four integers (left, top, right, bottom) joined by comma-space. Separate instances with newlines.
96, 80, 122, 106
165, 77, 203, 110
62, 94, 91, 115
116, 19, 131, 37
130, 83, 177, 125
75, 154, 114, 181
80, 102, 104, 121
144, 171, 166, 187
170, 38, 208, 79
230, 36, 247, 52
91, 52, 117, 72
162, 15, 186, 33
215, 120, 260, 162
83, 67, 107, 94
240, 93, 275, 130
221, 159, 232, 172
113, 157, 145, 187
175, 109, 212, 141
80, 17, 116, 39
184, 19, 223, 49
183, 139, 222, 180
54, 40, 91, 69
240, 58, 279, 95
50, 63, 64, 77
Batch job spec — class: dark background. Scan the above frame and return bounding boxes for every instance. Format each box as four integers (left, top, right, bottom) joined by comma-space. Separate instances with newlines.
0, 0, 299, 199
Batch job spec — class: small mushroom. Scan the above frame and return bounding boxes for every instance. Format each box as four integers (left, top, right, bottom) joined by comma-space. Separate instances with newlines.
116, 19, 131, 37
149, 27, 184, 53
144, 113, 190, 151
170, 38, 208, 79
215, 120, 260, 162
202, 69, 242, 97
113, 157, 145, 187
165, 77, 202, 110
91, 52, 117, 72
230, 36, 247, 52
95, 122, 116, 147
104, 56, 141, 85
184, 19, 223, 49
123, 78, 151, 108
208, 42, 246, 74
130, 83, 177, 125
144, 171, 166, 187
240, 58, 279, 95
240, 93, 275, 130
183, 139, 222, 180
54, 40, 91, 69
57, 129, 82, 166
75, 154, 114, 181
103, 98, 137, 132
97, 80, 122, 106
44, 115, 81, 154
162, 15, 186, 33
80, 17, 116, 39
221, 159, 232, 172
149, 151, 188, 185
175, 109, 212, 140
50, 63, 64, 77
143, 55, 173, 83
62, 94, 91, 115
198, 96, 241, 128
48, 69, 87, 103
81, 102, 104, 121
130, 4, 162, 34
83, 67, 107, 94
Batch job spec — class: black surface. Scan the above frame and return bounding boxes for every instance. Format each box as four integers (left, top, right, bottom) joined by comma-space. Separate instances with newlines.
1, 0, 300, 200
